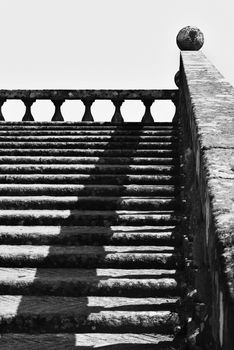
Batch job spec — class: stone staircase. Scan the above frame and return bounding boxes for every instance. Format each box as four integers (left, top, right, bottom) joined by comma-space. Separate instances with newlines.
0, 122, 187, 349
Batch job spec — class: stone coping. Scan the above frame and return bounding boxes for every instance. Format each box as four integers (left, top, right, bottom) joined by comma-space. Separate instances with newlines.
0, 89, 178, 100
180, 51, 234, 302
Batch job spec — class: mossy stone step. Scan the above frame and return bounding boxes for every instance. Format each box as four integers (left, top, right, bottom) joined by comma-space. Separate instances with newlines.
0, 141, 176, 149
0, 156, 176, 165
0, 184, 178, 196
0, 196, 180, 211
0, 225, 181, 246
0, 148, 176, 157
0, 164, 177, 174
0, 333, 178, 350
0, 245, 182, 268
0, 210, 183, 226
0, 268, 183, 297
0, 174, 179, 185
0, 295, 181, 333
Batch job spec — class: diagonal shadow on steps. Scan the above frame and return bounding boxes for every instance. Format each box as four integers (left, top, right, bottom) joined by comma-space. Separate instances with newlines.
8, 122, 184, 349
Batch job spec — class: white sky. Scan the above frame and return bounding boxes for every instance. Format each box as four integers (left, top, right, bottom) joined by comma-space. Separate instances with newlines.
0, 0, 233, 122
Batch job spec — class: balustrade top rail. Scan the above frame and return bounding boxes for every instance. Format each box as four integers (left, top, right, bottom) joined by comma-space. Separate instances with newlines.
0, 89, 178, 123
0, 89, 177, 100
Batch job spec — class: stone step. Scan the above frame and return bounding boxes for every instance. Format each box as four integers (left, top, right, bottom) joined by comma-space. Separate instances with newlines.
0, 129, 176, 136
0, 245, 182, 268
0, 196, 180, 210
0, 121, 173, 128
0, 156, 176, 165
0, 225, 181, 246
0, 268, 182, 297
0, 164, 177, 174
0, 333, 178, 350
0, 148, 176, 157
0, 295, 181, 333
0, 141, 176, 149
0, 184, 178, 196
0, 135, 177, 142
0, 210, 182, 225
0, 174, 179, 185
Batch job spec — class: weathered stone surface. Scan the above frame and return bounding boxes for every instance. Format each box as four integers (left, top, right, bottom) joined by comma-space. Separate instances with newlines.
0, 333, 176, 349
0, 89, 177, 100
0, 209, 183, 226
0, 184, 178, 196
0, 141, 176, 149
0, 196, 180, 210
177, 26, 204, 51
0, 245, 179, 268
180, 51, 234, 349
0, 156, 175, 165
0, 164, 176, 174
0, 122, 185, 345
0, 295, 180, 333
0, 174, 178, 185
0, 267, 181, 297
0, 225, 180, 245
0, 129, 176, 135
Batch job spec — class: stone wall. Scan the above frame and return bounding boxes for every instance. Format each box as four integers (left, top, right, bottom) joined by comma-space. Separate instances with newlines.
178, 51, 234, 349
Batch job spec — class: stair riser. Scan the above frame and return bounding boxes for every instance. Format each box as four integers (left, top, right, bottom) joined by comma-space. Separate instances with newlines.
0, 157, 176, 165
0, 280, 181, 298
0, 232, 180, 246
0, 175, 179, 185
0, 312, 180, 333
0, 198, 180, 210
0, 254, 181, 269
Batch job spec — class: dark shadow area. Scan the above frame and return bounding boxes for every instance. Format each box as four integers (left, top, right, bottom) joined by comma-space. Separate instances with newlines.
9, 122, 184, 348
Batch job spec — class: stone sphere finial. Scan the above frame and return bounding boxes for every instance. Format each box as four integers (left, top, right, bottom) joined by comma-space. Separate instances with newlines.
176, 26, 204, 51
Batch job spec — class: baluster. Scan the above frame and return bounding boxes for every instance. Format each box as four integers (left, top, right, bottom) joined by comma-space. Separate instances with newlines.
52, 99, 65, 121
81, 99, 94, 121
22, 99, 36, 121
0, 99, 6, 120
111, 99, 124, 123
141, 98, 154, 123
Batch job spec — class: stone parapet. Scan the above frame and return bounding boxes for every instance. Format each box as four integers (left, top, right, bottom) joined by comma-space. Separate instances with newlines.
179, 50, 234, 349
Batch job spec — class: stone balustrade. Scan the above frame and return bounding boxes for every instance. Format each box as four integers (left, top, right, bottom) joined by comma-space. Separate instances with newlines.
0, 89, 178, 122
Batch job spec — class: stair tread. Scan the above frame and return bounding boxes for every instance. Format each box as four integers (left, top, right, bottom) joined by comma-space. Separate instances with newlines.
0, 268, 181, 296
0, 165, 177, 175
0, 196, 177, 200
0, 142, 176, 150
0, 156, 175, 165
0, 333, 177, 349
0, 267, 178, 278
0, 294, 179, 318
0, 295, 180, 334
0, 136, 176, 140
0, 244, 177, 254
0, 225, 179, 232
0, 129, 176, 134
0, 226, 181, 246
0, 196, 179, 210
0, 244, 179, 268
